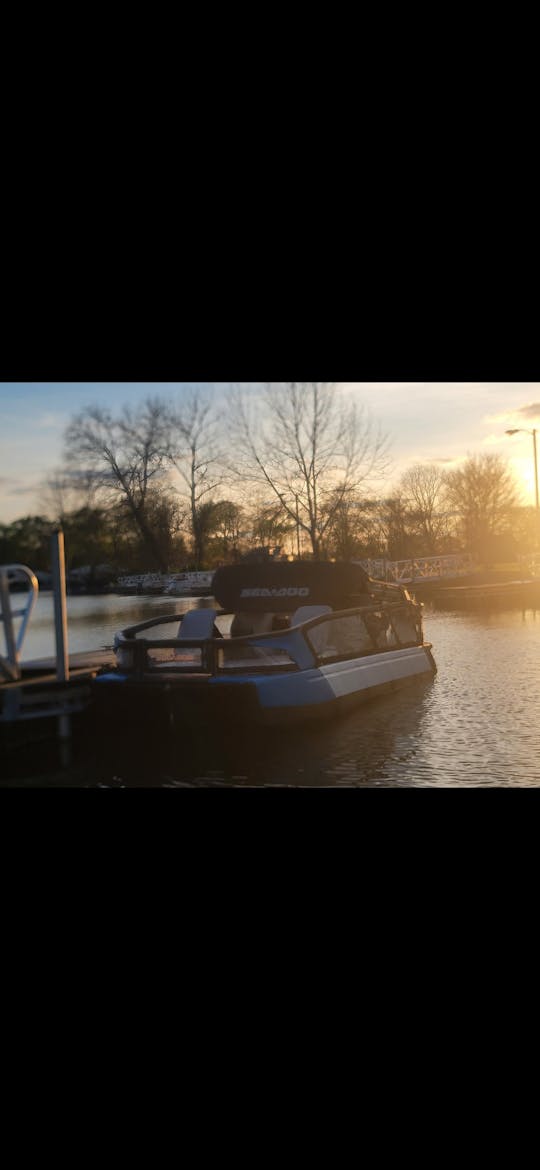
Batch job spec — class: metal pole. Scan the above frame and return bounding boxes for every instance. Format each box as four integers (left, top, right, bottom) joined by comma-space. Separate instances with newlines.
50, 529, 70, 745
533, 429, 539, 513
51, 529, 69, 681
295, 495, 300, 558
506, 426, 540, 552
533, 429, 540, 550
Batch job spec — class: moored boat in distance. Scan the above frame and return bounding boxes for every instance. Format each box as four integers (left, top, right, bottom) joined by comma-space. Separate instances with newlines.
164, 571, 214, 596
93, 561, 436, 728
115, 571, 214, 596
430, 578, 540, 608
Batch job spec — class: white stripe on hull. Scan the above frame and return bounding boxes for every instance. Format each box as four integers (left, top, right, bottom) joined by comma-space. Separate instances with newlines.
318, 647, 432, 699
250, 645, 433, 710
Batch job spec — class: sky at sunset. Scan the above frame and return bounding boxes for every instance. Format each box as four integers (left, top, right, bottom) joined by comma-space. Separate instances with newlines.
1, 382, 539, 523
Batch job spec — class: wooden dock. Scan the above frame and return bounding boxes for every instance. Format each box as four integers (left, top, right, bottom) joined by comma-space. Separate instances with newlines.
0, 650, 116, 726
20, 650, 116, 674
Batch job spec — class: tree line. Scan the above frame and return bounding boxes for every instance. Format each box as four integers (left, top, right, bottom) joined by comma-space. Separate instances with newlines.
1, 384, 537, 573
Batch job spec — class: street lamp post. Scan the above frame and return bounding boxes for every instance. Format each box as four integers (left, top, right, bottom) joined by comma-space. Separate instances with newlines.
505, 427, 539, 542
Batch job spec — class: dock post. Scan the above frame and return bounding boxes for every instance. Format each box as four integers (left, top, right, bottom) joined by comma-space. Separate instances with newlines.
0, 567, 20, 680
50, 529, 71, 748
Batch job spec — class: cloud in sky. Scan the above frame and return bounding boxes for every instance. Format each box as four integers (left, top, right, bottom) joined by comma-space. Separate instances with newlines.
516, 402, 540, 419
36, 411, 69, 429
485, 400, 540, 425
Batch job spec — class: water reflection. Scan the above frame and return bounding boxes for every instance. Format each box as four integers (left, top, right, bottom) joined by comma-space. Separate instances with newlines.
84, 676, 435, 787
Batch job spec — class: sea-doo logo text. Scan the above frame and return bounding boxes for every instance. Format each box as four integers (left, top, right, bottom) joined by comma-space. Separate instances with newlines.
239, 587, 310, 598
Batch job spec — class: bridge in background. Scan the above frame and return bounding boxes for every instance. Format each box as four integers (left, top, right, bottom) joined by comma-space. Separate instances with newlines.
354, 553, 476, 584
355, 552, 540, 584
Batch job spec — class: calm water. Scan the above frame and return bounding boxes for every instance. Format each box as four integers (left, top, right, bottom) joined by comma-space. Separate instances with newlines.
5, 592, 540, 786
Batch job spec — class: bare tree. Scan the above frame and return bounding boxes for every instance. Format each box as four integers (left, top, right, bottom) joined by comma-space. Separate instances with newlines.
64, 399, 170, 571
164, 388, 225, 567
443, 453, 520, 552
397, 463, 450, 554
228, 382, 389, 557
377, 495, 415, 560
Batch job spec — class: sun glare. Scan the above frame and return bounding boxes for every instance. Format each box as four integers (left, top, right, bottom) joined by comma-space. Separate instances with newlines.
511, 456, 536, 506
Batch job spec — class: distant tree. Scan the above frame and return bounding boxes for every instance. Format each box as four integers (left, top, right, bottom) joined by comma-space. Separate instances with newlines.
206, 500, 245, 563
61, 506, 114, 570
0, 516, 53, 570
163, 388, 225, 568
507, 504, 538, 556
64, 399, 170, 571
378, 495, 416, 560
443, 453, 520, 553
228, 382, 389, 558
249, 499, 293, 555
143, 490, 189, 571
320, 489, 377, 560
178, 499, 223, 568
397, 464, 450, 554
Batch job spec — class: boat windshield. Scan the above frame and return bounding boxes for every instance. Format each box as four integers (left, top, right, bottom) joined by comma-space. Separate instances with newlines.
305, 607, 421, 661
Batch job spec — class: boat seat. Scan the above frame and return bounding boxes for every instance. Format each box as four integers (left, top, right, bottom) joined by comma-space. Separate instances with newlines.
177, 608, 218, 641
291, 605, 332, 626
230, 612, 274, 637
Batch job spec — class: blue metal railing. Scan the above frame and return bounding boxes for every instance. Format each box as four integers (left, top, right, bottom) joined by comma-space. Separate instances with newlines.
0, 564, 39, 682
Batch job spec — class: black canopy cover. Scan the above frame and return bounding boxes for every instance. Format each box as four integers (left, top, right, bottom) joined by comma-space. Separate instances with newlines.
212, 560, 371, 613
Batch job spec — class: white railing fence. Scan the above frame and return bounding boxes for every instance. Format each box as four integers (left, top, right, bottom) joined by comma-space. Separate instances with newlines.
354, 554, 476, 583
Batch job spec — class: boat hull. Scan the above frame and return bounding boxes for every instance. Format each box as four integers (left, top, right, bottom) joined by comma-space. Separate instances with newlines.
93, 645, 436, 728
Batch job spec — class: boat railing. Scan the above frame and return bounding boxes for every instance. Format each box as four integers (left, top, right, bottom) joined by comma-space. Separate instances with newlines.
115, 615, 310, 676
0, 564, 39, 682
114, 596, 425, 678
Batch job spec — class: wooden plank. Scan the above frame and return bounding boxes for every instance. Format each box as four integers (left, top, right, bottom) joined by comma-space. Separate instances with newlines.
0, 665, 105, 691
21, 650, 116, 671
